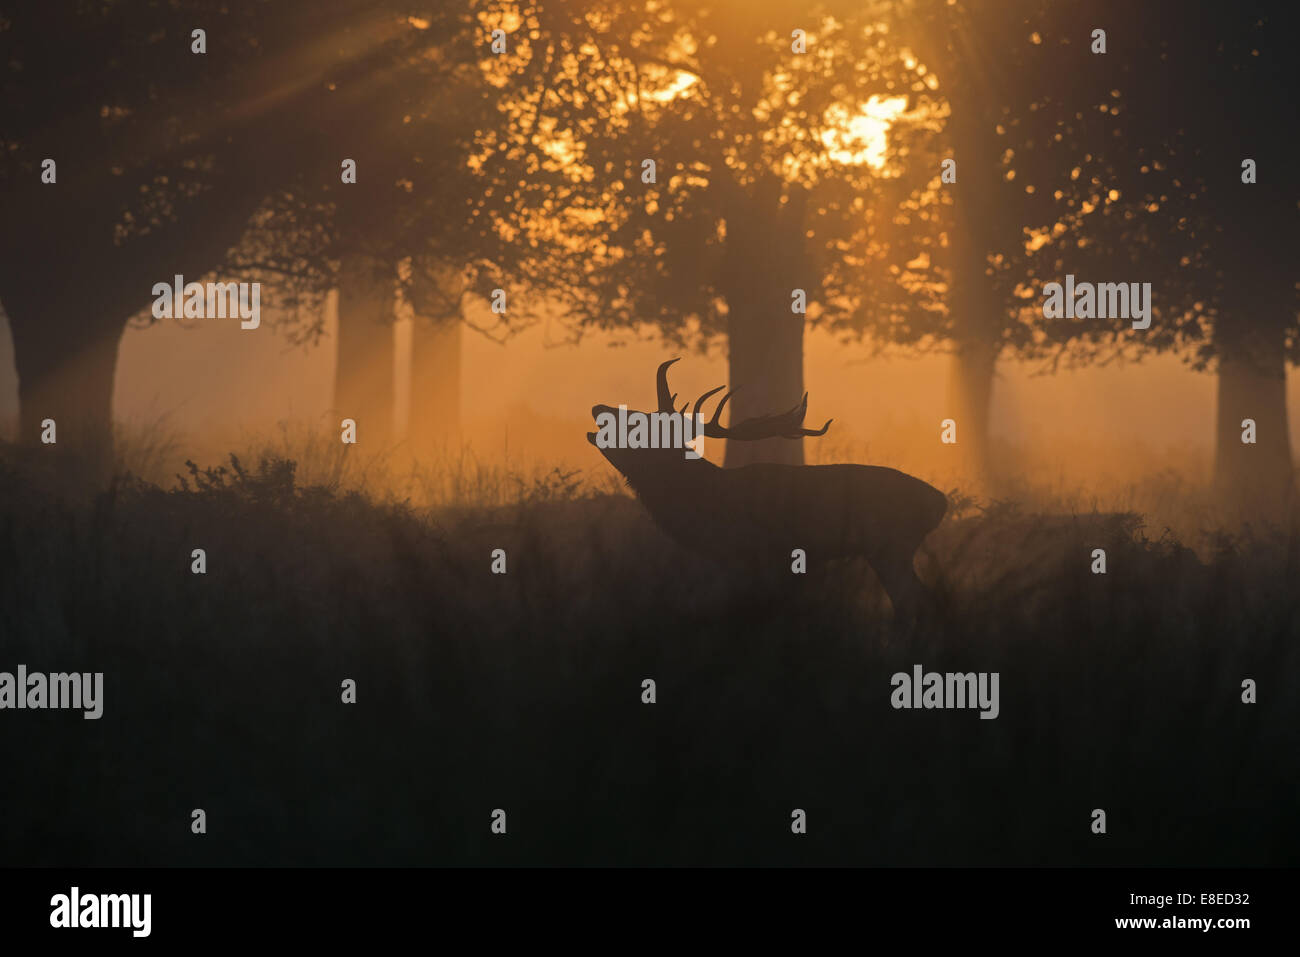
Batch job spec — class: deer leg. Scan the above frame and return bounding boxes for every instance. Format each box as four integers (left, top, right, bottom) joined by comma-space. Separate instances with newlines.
869, 549, 927, 625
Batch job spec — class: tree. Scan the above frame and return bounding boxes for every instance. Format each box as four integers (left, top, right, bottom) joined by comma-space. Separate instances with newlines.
223, 5, 573, 457
0, 1, 437, 478
900, 1, 1296, 512
1109, 3, 1298, 513
474, 0, 944, 465
928, 2, 1300, 511
887, 0, 1128, 484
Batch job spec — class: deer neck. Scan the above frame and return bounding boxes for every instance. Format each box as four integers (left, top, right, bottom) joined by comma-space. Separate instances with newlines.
620, 455, 718, 509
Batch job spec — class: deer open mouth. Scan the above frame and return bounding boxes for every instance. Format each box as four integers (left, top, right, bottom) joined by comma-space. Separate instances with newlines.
588, 404, 615, 446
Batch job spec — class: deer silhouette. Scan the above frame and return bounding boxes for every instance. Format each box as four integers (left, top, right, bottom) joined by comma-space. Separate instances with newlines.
587, 359, 948, 617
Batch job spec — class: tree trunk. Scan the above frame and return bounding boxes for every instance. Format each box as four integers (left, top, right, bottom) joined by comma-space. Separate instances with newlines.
908, 8, 1020, 494
942, 101, 1008, 492
334, 255, 396, 448
723, 298, 806, 468
1, 153, 270, 483
719, 179, 808, 468
946, 210, 1002, 487
408, 314, 461, 457
1213, 322, 1294, 519
9, 312, 121, 484
946, 335, 999, 481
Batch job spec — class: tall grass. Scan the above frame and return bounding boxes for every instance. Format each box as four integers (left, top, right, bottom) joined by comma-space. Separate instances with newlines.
1, 434, 1294, 865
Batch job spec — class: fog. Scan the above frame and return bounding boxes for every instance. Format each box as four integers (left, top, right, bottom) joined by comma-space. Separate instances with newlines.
6, 301, 1294, 505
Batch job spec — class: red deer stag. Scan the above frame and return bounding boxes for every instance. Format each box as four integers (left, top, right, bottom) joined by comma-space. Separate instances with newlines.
587, 359, 947, 616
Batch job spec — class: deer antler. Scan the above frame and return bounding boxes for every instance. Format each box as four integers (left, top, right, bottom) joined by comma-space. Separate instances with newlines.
656, 358, 682, 413
700, 390, 832, 440
657, 360, 832, 441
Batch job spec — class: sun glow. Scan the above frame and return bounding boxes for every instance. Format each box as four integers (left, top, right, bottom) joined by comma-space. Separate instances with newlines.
821, 95, 909, 169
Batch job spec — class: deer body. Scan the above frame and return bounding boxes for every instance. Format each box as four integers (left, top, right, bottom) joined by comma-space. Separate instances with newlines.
588, 361, 948, 615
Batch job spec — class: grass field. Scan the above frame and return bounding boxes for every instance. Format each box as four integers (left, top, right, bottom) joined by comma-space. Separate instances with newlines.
0, 440, 1296, 866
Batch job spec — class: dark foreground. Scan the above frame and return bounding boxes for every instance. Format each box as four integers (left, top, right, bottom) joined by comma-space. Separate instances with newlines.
0, 453, 1296, 866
